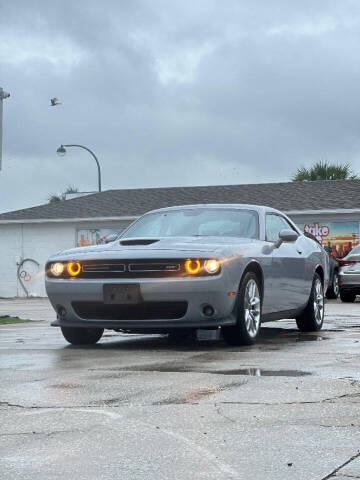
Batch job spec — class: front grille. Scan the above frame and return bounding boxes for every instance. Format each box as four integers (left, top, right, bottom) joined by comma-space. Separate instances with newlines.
82, 263, 126, 273
72, 301, 188, 320
128, 263, 180, 272
78, 259, 184, 278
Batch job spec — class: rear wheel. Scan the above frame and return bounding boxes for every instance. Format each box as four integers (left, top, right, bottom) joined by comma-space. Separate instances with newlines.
326, 271, 339, 299
61, 327, 104, 345
339, 290, 356, 303
222, 272, 262, 346
296, 273, 324, 332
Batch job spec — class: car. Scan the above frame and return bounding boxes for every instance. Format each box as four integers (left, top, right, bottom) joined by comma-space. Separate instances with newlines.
45, 204, 329, 346
339, 245, 360, 302
304, 232, 339, 299
326, 255, 340, 299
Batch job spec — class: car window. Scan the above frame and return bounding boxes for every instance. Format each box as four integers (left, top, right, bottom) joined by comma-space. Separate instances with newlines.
266, 214, 294, 242
122, 208, 259, 239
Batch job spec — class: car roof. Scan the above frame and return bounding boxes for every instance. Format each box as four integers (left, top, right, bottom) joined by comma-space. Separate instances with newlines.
147, 204, 283, 215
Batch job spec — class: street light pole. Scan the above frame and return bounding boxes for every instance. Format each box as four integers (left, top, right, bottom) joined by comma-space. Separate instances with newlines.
0, 87, 11, 171
57, 144, 102, 192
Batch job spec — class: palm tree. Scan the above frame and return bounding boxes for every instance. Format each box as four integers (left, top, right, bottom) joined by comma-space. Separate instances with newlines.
48, 186, 79, 203
292, 161, 358, 181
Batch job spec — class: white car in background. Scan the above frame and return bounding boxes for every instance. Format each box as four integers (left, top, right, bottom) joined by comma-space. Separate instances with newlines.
339, 245, 360, 302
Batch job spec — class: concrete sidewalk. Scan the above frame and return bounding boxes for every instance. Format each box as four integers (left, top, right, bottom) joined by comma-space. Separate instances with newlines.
0, 298, 54, 321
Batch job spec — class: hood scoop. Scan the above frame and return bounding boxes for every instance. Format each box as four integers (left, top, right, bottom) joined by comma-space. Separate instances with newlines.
119, 239, 159, 246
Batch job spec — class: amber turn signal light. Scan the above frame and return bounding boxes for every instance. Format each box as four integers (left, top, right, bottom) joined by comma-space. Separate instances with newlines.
67, 261, 81, 277
185, 259, 201, 274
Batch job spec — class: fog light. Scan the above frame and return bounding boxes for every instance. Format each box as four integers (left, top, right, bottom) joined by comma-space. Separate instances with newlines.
203, 305, 214, 317
50, 262, 64, 277
204, 259, 220, 274
67, 261, 81, 277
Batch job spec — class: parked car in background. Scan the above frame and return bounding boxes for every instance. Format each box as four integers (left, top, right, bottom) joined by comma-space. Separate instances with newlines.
339, 245, 360, 302
326, 255, 340, 299
304, 232, 339, 299
45, 204, 329, 347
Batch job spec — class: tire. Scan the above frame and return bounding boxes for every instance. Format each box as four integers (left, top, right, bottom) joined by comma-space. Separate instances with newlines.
61, 327, 104, 345
339, 290, 356, 303
296, 273, 324, 332
326, 271, 339, 299
222, 272, 262, 346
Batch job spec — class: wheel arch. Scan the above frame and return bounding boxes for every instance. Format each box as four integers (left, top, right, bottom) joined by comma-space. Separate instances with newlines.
315, 264, 324, 286
240, 261, 264, 299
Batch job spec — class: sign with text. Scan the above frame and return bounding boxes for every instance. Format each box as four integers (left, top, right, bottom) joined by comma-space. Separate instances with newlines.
297, 221, 359, 259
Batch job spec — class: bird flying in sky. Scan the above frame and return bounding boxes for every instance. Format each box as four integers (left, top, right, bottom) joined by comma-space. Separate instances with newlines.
50, 97, 61, 106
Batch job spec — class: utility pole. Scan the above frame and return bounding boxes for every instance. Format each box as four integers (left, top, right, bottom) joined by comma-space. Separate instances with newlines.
0, 87, 10, 171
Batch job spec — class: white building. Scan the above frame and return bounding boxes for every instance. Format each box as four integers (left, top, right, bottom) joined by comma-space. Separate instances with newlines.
1, 180, 359, 297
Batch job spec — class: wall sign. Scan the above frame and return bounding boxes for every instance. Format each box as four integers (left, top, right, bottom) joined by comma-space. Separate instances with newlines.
297, 221, 359, 259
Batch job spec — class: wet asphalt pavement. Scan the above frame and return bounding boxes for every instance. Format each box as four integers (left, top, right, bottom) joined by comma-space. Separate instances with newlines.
0, 299, 360, 480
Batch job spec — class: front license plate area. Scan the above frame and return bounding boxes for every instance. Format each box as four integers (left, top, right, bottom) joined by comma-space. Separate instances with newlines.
103, 284, 142, 304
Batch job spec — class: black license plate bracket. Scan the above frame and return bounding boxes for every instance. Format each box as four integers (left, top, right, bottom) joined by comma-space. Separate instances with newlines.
103, 284, 142, 304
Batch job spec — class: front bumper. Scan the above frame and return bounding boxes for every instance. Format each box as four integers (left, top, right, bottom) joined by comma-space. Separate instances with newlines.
46, 275, 238, 330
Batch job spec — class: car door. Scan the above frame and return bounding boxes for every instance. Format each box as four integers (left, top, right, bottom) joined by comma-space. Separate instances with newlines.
264, 213, 307, 312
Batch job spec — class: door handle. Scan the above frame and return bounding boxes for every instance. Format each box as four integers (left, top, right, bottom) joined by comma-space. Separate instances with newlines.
297, 249, 302, 255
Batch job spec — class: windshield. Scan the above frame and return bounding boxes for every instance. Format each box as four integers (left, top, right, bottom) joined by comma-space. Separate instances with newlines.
122, 208, 259, 239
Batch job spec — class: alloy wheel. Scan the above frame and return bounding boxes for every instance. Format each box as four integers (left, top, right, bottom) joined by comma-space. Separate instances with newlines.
313, 279, 324, 325
333, 273, 339, 297
244, 279, 261, 337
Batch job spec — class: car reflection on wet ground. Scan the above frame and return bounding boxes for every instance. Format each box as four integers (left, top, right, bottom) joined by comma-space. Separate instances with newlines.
0, 298, 360, 480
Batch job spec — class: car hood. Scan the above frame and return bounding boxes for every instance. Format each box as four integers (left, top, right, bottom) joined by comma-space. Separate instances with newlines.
49, 236, 257, 260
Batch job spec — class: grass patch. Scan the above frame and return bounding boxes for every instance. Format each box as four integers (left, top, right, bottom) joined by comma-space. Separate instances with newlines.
0, 316, 32, 325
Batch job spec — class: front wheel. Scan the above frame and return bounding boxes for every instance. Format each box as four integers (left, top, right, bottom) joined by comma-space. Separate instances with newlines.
296, 273, 324, 332
222, 272, 262, 346
61, 327, 104, 345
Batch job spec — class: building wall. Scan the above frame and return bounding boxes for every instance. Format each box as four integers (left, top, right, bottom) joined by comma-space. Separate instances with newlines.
1, 212, 360, 298
0, 220, 132, 298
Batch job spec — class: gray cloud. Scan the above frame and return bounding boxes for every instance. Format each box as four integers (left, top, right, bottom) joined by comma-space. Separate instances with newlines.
1, 0, 360, 212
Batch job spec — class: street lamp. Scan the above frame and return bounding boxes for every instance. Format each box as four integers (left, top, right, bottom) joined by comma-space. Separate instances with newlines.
0, 87, 11, 171
56, 144, 102, 192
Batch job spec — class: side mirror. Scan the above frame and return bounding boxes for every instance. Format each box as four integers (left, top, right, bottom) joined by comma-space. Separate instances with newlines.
274, 229, 298, 249
279, 229, 298, 243
104, 233, 118, 244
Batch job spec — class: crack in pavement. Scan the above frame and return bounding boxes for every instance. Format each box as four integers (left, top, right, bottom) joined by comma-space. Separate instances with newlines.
215, 406, 236, 423
0, 429, 81, 437
321, 452, 360, 480
1, 391, 359, 410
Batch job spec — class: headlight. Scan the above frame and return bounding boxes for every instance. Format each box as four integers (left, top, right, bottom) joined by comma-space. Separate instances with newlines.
185, 259, 201, 274
204, 259, 220, 274
50, 262, 64, 277
67, 261, 81, 277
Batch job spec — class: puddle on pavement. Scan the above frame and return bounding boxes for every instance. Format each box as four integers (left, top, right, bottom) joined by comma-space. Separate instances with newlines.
283, 334, 329, 342
209, 368, 311, 377
118, 363, 311, 377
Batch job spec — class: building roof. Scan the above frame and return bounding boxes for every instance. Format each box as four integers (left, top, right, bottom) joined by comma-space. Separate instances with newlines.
1, 179, 359, 222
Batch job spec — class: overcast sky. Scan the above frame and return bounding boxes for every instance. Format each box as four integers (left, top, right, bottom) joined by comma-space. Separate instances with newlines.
1, 0, 360, 213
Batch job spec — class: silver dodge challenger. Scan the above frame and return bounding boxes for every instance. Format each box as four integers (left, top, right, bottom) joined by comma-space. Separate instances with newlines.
45, 204, 329, 346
